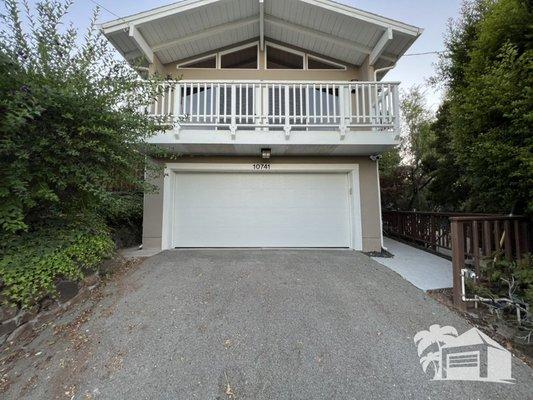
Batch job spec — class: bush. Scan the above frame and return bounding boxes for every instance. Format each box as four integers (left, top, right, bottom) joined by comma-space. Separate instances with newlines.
0, 221, 114, 308
472, 253, 533, 308
0, 1, 165, 307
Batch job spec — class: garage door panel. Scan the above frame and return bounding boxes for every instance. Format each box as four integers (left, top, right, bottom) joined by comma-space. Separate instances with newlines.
172, 172, 351, 247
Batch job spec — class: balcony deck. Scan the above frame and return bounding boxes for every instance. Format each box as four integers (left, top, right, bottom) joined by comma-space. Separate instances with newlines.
147, 80, 400, 156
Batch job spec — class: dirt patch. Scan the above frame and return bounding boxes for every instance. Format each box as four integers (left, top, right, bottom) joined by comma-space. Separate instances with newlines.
0, 256, 146, 399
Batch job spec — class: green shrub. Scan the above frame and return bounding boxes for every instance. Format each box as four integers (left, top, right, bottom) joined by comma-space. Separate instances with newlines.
468, 253, 533, 314
0, 222, 114, 309
0, 1, 165, 307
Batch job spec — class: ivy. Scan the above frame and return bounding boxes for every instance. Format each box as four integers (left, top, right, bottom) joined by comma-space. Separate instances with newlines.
0, 223, 114, 308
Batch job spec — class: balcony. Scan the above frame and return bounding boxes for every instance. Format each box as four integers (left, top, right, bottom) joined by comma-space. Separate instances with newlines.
147, 80, 401, 156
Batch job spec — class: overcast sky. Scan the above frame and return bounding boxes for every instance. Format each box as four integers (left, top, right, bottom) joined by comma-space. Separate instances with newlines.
20, 0, 464, 110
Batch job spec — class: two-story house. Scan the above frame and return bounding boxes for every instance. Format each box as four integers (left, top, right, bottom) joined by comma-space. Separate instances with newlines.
101, 0, 422, 252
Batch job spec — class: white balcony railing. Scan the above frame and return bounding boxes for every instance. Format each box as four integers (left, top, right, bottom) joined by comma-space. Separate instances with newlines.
149, 80, 400, 136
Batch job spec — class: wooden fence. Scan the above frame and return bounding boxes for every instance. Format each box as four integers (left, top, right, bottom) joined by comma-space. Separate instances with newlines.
450, 215, 531, 309
382, 211, 486, 256
382, 211, 531, 309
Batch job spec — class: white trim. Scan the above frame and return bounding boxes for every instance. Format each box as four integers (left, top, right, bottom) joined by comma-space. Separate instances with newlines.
259, 0, 265, 51
177, 42, 260, 70
264, 15, 396, 63
160, 165, 174, 250
369, 28, 393, 66
152, 16, 258, 52
265, 42, 305, 70
128, 25, 154, 63
101, 0, 228, 34
177, 53, 217, 69
307, 54, 347, 70
160, 163, 363, 251
376, 160, 384, 249
296, 0, 422, 37
219, 41, 260, 70
100, 0, 422, 38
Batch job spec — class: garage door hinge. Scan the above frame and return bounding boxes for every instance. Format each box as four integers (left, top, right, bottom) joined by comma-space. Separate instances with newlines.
349, 188, 353, 195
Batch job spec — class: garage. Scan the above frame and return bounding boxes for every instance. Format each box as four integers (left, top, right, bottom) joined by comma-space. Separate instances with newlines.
166, 165, 362, 248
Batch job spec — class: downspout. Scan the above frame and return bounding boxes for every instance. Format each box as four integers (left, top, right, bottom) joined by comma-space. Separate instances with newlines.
372, 63, 396, 251
373, 63, 396, 81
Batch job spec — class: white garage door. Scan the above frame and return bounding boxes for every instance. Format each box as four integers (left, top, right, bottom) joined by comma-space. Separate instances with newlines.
172, 172, 352, 248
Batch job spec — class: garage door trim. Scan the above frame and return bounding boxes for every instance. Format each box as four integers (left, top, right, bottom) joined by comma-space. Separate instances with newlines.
160, 163, 363, 250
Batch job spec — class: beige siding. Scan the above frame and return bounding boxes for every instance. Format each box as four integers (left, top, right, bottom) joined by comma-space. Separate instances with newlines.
142, 156, 382, 252
142, 165, 165, 250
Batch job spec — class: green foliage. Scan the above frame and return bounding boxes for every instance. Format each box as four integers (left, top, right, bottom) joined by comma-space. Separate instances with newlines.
0, 0, 165, 238
0, 221, 114, 308
0, 0, 166, 307
430, 0, 533, 214
379, 87, 435, 210
469, 253, 533, 308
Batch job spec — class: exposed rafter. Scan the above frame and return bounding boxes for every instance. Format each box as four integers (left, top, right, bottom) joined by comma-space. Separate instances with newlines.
129, 25, 154, 63
259, 0, 265, 51
265, 15, 396, 63
369, 28, 393, 66
152, 15, 258, 52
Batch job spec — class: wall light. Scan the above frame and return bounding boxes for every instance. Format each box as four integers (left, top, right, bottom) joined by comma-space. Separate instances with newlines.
261, 148, 271, 159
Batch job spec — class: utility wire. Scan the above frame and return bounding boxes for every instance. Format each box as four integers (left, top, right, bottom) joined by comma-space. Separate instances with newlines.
403, 51, 446, 56
88, 0, 123, 20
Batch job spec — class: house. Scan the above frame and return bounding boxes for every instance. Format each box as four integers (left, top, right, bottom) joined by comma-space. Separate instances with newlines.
100, 0, 422, 252
441, 328, 513, 382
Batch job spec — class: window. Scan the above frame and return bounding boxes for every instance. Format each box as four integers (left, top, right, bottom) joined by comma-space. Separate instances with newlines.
178, 55, 216, 69
266, 45, 304, 69
220, 44, 258, 69
307, 55, 346, 70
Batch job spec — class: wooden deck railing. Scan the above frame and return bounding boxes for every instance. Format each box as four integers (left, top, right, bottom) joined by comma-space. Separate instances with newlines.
450, 215, 531, 309
382, 211, 531, 309
382, 211, 486, 256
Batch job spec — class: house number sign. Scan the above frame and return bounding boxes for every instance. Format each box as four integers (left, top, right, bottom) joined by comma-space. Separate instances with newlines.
252, 163, 271, 171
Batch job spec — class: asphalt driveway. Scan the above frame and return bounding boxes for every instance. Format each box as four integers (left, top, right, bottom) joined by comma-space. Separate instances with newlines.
3, 250, 533, 399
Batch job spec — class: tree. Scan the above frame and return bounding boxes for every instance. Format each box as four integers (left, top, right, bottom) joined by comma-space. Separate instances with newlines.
379, 87, 435, 210
0, 0, 165, 307
430, 0, 533, 214
0, 0, 164, 237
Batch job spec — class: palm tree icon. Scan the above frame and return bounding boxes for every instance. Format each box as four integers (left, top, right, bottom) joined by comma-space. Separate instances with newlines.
414, 324, 458, 379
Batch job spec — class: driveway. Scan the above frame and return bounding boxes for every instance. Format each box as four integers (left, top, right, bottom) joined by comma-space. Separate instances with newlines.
3, 250, 532, 399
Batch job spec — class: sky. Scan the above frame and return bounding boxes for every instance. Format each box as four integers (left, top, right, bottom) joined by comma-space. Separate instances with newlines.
16, 0, 463, 110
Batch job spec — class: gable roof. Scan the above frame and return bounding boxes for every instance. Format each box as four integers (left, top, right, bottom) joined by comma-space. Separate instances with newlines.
100, 0, 422, 69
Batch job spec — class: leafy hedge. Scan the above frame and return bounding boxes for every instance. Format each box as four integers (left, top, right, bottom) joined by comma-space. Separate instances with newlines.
0, 222, 114, 308
0, 1, 165, 308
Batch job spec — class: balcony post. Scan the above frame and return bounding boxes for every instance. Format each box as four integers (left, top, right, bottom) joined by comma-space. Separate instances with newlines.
230, 84, 237, 138
284, 86, 291, 139
173, 83, 181, 138
393, 84, 400, 134
262, 83, 269, 131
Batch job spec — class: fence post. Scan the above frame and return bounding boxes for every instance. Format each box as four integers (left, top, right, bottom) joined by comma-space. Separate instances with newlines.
451, 219, 467, 311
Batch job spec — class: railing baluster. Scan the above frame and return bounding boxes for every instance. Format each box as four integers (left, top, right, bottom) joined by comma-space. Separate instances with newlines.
173, 83, 181, 121
319, 83, 323, 124
146, 80, 401, 132
299, 84, 303, 124
278, 84, 282, 124
362, 84, 366, 124
188, 83, 193, 119
332, 85, 337, 123
326, 84, 330, 123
